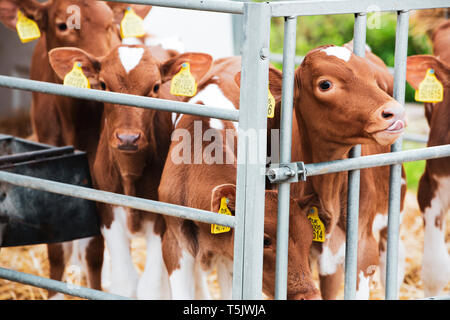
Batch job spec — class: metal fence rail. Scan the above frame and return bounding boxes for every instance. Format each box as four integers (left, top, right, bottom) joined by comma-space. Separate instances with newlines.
0, 0, 448, 301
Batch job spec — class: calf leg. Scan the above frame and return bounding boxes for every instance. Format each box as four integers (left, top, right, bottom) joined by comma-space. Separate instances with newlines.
319, 265, 343, 300
82, 235, 104, 291
194, 262, 212, 300
162, 226, 196, 299
47, 242, 72, 299
419, 175, 450, 297
317, 227, 346, 300
355, 234, 379, 300
136, 219, 171, 300
101, 206, 139, 298
216, 257, 233, 300
378, 224, 406, 294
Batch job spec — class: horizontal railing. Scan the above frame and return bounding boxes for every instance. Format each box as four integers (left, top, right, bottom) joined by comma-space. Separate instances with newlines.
0, 76, 239, 122
101, 0, 245, 14
269, 0, 450, 17
0, 170, 236, 228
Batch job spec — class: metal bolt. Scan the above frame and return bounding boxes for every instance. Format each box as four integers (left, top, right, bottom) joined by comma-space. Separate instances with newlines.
260, 47, 270, 60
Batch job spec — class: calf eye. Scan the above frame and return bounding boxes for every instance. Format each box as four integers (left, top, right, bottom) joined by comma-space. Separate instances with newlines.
318, 80, 332, 91
57, 23, 68, 31
263, 236, 272, 247
100, 81, 106, 90
153, 83, 160, 94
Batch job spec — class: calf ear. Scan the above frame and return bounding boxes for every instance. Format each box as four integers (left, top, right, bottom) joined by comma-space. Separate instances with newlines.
406, 55, 450, 90
107, 3, 152, 25
48, 47, 101, 84
211, 184, 236, 213
234, 65, 284, 103
160, 52, 213, 84
0, 0, 47, 31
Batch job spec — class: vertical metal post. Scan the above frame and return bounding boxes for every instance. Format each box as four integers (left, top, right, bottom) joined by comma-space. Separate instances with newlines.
344, 12, 366, 300
232, 2, 271, 300
274, 15, 297, 300
385, 10, 409, 300
231, 0, 249, 55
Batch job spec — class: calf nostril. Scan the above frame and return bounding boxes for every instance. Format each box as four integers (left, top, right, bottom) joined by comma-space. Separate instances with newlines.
116, 133, 141, 145
382, 110, 394, 119
131, 133, 140, 143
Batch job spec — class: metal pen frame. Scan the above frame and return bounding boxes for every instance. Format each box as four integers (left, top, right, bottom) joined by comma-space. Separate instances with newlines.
0, 0, 448, 301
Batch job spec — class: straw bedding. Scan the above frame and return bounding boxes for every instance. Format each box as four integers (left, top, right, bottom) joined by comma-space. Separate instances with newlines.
0, 189, 448, 300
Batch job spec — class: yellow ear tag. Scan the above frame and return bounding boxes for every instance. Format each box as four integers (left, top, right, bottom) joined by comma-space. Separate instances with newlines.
170, 62, 197, 97
63, 62, 91, 89
16, 10, 41, 43
211, 197, 232, 234
307, 206, 325, 243
120, 7, 146, 39
268, 88, 276, 118
415, 68, 444, 103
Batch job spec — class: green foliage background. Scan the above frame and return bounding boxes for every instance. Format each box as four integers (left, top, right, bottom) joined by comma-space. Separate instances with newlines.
270, 13, 433, 102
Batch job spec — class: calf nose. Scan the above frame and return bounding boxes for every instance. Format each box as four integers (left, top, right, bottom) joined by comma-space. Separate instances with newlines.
115, 131, 141, 151
288, 290, 322, 300
380, 100, 406, 123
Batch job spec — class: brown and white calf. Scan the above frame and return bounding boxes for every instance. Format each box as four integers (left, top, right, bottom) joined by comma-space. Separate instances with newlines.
158, 107, 320, 299
406, 20, 450, 297
49, 44, 213, 299
251, 45, 408, 299
0, 0, 150, 298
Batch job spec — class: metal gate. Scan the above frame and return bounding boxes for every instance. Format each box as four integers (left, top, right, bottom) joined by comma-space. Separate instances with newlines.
0, 0, 449, 300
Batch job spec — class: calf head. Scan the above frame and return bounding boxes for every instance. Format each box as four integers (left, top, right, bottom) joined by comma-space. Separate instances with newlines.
49, 45, 212, 179
211, 185, 321, 300
106, 2, 151, 26
431, 20, 450, 62
406, 55, 450, 124
271, 45, 406, 148
0, 0, 149, 56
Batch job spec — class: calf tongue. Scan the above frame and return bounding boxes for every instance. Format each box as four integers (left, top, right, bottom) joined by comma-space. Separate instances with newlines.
387, 120, 405, 132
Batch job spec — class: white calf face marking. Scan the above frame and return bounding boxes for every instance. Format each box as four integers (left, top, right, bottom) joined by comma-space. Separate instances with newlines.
188, 84, 238, 131
209, 118, 224, 130
321, 46, 352, 62
318, 242, 346, 276
122, 37, 143, 45
118, 47, 145, 74
355, 271, 370, 300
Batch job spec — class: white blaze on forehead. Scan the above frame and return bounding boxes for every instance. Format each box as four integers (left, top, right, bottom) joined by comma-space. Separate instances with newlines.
118, 46, 145, 74
188, 83, 238, 131
321, 46, 352, 62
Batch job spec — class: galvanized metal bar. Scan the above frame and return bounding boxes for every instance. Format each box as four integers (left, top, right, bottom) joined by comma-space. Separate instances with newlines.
0, 170, 236, 228
270, 53, 304, 66
0, 267, 131, 300
385, 10, 410, 300
0, 75, 239, 122
344, 12, 366, 300
300, 144, 450, 178
232, 2, 271, 300
0, 146, 74, 165
269, 0, 449, 17
403, 133, 428, 144
274, 15, 297, 300
103, 0, 244, 14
